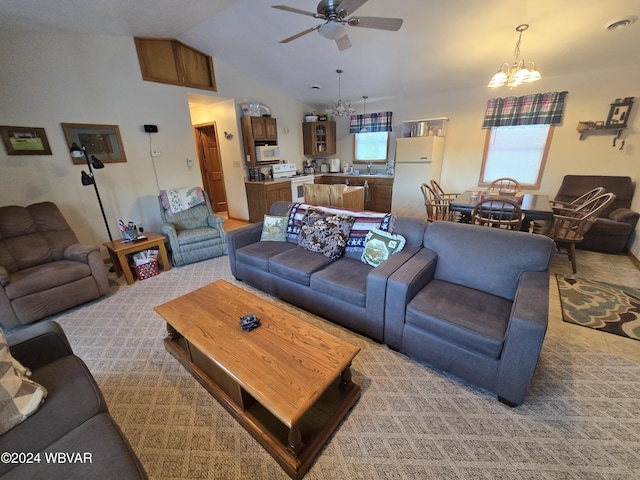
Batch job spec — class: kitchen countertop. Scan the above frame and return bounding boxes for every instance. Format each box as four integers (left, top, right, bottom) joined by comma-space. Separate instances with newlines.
245, 173, 394, 184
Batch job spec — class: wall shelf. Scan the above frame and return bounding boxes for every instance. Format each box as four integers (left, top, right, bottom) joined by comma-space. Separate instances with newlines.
576, 122, 625, 140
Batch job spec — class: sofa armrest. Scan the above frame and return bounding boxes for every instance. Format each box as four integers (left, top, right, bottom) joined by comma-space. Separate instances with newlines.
226, 222, 264, 278
207, 215, 225, 227
364, 245, 422, 340
383, 248, 438, 349
64, 243, 100, 263
494, 270, 549, 406
6, 321, 74, 370
609, 208, 640, 229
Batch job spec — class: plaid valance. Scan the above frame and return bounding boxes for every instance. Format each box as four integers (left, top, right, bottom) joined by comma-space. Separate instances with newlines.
349, 111, 393, 133
482, 91, 568, 129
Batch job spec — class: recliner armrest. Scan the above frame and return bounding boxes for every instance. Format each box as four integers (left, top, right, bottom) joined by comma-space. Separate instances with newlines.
64, 243, 100, 263
207, 215, 225, 227
609, 207, 640, 228
0, 265, 8, 287
6, 321, 74, 370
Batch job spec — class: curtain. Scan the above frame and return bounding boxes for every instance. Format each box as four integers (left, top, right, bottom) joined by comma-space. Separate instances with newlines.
349, 111, 393, 133
482, 91, 568, 129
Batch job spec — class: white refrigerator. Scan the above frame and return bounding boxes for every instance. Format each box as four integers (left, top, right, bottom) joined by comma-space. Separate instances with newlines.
391, 136, 444, 218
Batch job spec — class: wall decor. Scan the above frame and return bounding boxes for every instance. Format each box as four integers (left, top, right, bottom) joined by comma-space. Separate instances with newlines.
0, 126, 52, 155
61, 123, 127, 164
605, 97, 634, 128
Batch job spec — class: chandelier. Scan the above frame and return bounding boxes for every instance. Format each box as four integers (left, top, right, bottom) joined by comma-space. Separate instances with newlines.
326, 69, 355, 117
488, 24, 541, 88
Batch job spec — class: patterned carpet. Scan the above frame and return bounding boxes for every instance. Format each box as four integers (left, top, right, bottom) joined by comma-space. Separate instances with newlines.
50, 256, 640, 479
557, 275, 640, 341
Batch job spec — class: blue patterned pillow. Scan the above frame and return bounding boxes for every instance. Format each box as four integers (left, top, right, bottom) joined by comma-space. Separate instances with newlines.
298, 208, 355, 260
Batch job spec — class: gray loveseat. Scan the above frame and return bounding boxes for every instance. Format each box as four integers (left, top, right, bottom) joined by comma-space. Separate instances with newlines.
227, 201, 426, 342
384, 221, 554, 406
1, 321, 147, 479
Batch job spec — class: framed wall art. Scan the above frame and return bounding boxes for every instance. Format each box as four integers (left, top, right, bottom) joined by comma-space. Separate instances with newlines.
0, 126, 52, 155
61, 123, 127, 164
605, 98, 634, 128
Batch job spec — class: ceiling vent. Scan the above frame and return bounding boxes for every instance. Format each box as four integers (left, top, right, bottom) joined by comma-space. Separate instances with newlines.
604, 16, 638, 31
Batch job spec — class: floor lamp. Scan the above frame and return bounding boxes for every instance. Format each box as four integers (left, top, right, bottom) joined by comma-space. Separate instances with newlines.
70, 143, 113, 242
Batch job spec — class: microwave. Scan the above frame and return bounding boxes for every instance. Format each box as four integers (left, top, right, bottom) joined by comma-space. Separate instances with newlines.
256, 145, 281, 163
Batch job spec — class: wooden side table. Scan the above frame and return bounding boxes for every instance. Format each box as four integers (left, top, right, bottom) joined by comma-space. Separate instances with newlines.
103, 232, 171, 285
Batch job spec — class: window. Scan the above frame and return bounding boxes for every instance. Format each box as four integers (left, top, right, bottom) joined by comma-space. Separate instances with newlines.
479, 124, 554, 189
353, 132, 389, 163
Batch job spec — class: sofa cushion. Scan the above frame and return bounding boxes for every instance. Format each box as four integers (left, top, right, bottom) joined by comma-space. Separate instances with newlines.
260, 215, 288, 242
268, 247, 334, 286
3, 413, 147, 480
406, 279, 512, 359
235, 241, 297, 271
4, 260, 93, 300
361, 228, 406, 267
176, 226, 221, 246
0, 331, 47, 435
0, 355, 107, 471
297, 208, 355, 260
310, 257, 371, 307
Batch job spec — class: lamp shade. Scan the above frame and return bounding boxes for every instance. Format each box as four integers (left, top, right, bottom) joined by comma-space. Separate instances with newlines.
70, 143, 84, 158
81, 171, 94, 186
90, 155, 105, 169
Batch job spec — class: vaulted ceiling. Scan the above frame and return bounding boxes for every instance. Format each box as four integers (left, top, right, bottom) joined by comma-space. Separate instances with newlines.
2, 0, 639, 108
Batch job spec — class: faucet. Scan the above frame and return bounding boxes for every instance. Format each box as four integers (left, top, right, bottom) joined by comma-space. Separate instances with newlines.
366, 162, 371, 175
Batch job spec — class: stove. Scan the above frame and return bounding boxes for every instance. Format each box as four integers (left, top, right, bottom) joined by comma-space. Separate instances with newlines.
272, 164, 315, 202
272, 163, 298, 179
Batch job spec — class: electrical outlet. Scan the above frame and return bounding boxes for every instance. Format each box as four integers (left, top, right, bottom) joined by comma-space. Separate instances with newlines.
151, 150, 161, 157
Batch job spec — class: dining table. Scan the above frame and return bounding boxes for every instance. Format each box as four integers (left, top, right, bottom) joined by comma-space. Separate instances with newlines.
449, 190, 554, 231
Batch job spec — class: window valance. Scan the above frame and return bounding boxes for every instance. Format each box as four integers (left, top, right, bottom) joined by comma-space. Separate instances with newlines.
349, 111, 393, 133
482, 91, 568, 129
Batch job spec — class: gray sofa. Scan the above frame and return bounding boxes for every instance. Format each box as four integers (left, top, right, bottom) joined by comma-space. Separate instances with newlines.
227, 201, 426, 341
1, 321, 147, 479
0, 202, 109, 329
554, 175, 639, 253
384, 221, 554, 406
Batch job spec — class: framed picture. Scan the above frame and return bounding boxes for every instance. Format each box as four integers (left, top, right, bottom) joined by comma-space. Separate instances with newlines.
605, 100, 633, 128
61, 123, 127, 164
0, 126, 52, 155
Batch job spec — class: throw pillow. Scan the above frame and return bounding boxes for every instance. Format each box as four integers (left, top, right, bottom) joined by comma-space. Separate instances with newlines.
361, 228, 406, 267
260, 215, 288, 242
298, 208, 355, 260
0, 330, 47, 435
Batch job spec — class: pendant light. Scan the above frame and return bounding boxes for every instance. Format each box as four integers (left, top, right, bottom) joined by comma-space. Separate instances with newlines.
326, 69, 356, 117
488, 24, 541, 88
360, 96, 369, 133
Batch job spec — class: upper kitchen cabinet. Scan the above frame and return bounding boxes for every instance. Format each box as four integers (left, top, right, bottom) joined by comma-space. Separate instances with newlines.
242, 116, 278, 165
134, 37, 216, 91
303, 121, 336, 156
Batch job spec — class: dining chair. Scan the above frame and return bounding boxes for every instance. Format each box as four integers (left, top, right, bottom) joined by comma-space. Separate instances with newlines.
471, 197, 525, 231
540, 192, 616, 273
429, 180, 460, 204
485, 177, 522, 196
550, 186, 605, 212
421, 183, 456, 222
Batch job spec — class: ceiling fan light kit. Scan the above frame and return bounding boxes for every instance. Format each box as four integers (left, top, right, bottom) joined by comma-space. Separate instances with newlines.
488, 24, 542, 88
273, 0, 403, 51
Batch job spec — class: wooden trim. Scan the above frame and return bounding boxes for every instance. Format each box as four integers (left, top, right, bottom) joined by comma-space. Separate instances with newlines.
627, 249, 640, 271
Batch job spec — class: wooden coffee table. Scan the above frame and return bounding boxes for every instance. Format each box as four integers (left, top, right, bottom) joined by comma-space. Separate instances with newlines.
154, 280, 361, 479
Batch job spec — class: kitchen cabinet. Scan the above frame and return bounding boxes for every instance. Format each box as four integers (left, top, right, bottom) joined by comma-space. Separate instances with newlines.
303, 121, 336, 156
245, 180, 291, 223
242, 116, 278, 166
314, 175, 393, 212
134, 37, 216, 91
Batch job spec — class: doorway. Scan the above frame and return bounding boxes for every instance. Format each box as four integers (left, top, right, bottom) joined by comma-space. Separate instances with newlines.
194, 123, 228, 213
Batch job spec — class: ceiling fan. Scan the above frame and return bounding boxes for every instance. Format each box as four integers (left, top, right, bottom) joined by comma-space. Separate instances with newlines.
272, 0, 403, 51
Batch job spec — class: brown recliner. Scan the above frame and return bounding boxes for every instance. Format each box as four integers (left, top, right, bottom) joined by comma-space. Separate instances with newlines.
554, 175, 639, 253
0, 202, 109, 329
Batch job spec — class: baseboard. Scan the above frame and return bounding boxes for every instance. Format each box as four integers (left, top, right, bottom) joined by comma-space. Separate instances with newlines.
626, 249, 640, 271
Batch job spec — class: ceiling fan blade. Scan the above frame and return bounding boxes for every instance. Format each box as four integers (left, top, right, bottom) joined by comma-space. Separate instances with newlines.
272, 5, 318, 18
336, 34, 352, 51
336, 0, 368, 16
280, 26, 318, 44
349, 16, 403, 31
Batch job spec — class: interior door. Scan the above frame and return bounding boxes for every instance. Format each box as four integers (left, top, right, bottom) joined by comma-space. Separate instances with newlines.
194, 123, 227, 213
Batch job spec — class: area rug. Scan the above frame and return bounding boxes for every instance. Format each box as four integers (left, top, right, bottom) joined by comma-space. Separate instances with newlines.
556, 274, 640, 341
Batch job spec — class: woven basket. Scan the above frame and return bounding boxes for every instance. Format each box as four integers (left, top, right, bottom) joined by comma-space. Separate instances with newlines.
131, 260, 159, 280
